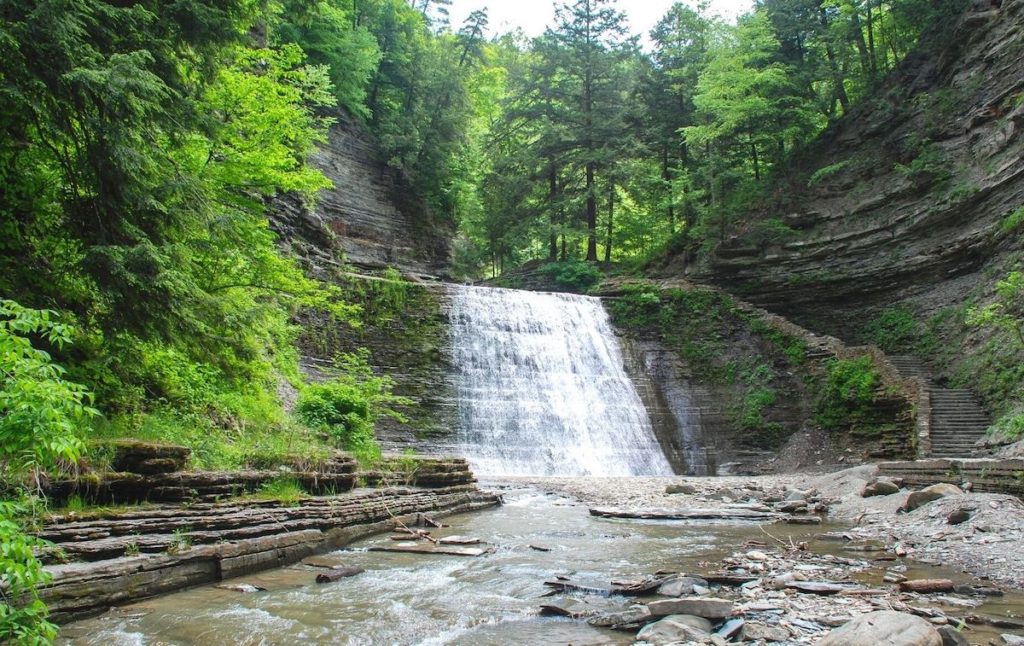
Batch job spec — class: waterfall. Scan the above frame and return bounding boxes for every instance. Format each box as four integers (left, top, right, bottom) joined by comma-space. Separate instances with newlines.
447, 285, 673, 477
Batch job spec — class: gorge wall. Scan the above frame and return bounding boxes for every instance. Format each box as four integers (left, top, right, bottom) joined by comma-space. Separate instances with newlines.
272, 113, 452, 279
660, 0, 1024, 421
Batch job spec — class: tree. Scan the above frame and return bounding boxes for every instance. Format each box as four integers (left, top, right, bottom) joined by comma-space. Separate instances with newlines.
685, 12, 821, 239
546, 0, 636, 261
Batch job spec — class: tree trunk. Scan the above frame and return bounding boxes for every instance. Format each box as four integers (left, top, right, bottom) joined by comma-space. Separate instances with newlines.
819, 7, 850, 114
663, 145, 675, 234
548, 163, 559, 261
604, 182, 614, 264
849, 12, 873, 83
586, 162, 597, 261
751, 139, 760, 181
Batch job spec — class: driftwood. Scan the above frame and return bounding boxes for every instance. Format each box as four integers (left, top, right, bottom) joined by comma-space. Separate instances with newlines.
418, 514, 444, 528
368, 545, 488, 557
394, 526, 437, 543
899, 579, 955, 593
589, 507, 777, 522
784, 581, 852, 595
315, 566, 365, 583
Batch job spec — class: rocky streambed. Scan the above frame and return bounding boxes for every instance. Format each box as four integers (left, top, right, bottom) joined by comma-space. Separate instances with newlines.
58, 471, 1024, 645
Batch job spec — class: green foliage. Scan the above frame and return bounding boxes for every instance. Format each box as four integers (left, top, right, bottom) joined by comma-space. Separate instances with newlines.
0, 301, 92, 479
0, 497, 57, 644
807, 160, 852, 187
539, 261, 605, 293
988, 406, 1024, 442
256, 477, 307, 506
0, 301, 88, 641
295, 351, 411, 465
863, 306, 937, 356
967, 270, 1024, 348
167, 528, 193, 555
815, 356, 882, 431
894, 141, 951, 186
1002, 206, 1024, 236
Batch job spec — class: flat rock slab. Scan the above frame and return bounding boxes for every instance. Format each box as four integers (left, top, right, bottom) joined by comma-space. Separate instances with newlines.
437, 535, 482, 545
367, 545, 488, 557
589, 507, 777, 521
301, 555, 350, 569
646, 597, 734, 620
538, 597, 594, 619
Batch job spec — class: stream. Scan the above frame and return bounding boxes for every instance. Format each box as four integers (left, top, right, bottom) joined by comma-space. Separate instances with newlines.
59, 481, 1024, 645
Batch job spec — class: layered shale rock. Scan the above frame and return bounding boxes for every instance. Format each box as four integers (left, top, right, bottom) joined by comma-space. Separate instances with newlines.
272, 114, 452, 279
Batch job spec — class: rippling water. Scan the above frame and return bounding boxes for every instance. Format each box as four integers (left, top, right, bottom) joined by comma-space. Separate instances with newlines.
59, 483, 1024, 645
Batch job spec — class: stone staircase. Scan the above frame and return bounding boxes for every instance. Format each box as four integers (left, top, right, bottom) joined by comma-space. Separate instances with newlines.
887, 355, 992, 458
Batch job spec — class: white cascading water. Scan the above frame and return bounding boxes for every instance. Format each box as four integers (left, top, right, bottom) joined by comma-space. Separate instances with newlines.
447, 284, 673, 477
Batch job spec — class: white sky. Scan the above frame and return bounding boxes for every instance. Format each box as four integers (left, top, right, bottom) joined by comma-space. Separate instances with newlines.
447, 0, 753, 43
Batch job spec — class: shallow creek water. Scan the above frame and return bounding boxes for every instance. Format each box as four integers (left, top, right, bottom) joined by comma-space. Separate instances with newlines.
60, 482, 1024, 645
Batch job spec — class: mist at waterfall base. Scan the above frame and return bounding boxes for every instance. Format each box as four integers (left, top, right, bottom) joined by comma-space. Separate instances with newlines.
447, 285, 673, 477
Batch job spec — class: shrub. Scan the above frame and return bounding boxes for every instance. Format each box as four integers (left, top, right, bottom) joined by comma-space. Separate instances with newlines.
988, 408, 1024, 442
864, 307, 929, 356
1001, 206, 1024, 235
295, 351, 411, 465
815, 356, 882, 430
1, 300, 94, 642
807, 160, 852, 187
539, 260, 603, 292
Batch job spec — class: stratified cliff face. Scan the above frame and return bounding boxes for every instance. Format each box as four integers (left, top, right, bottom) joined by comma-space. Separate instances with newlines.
668, 0, 1023, 344
273, 114, 452, 278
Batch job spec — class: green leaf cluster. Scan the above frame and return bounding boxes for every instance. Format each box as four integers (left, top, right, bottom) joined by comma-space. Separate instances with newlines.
296, 351, 412, 465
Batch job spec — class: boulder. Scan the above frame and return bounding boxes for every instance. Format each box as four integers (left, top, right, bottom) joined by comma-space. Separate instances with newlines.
636, 615, 712, 645
743, 622, 790, 642
863, 478, 901, 497
776, 500, 809, 513
666, 483, 697, 495
646, 597, 733, 620
935, 625, 969, 646
817, 611, 943, 646
946, 508, 973, 525
901, 484, 963, 512
587, 606, 651, 630
657, 575, 708, 597
784, 488, 812, 502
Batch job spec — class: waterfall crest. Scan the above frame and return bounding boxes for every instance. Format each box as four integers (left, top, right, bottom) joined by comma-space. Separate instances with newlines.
447, 285, 673, 477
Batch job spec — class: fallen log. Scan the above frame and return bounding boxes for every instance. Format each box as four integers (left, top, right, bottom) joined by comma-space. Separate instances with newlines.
899, 579, 955, 593
315, 566, 365, 583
